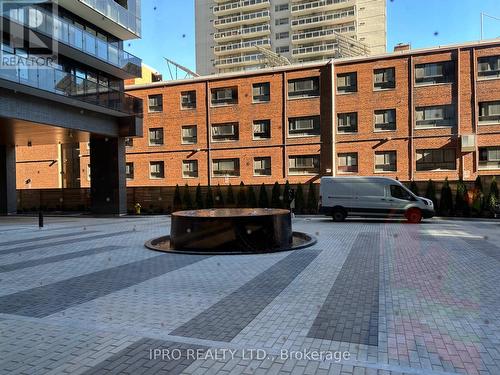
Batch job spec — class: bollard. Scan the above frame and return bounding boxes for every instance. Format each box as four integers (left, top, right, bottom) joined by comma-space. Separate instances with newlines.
39, 211, 44, 228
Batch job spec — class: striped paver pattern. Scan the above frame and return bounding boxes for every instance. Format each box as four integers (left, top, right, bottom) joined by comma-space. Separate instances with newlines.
0, 215, 499, 375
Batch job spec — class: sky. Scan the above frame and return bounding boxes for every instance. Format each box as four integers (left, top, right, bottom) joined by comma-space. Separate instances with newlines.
127, 0, 500, 79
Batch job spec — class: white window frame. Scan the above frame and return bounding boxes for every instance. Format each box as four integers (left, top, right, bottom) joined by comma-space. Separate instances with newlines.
148, 94, 163, 113
181, 91, 196, 109
254, 157, 271, 176
148, 128, 164, 146
479, 147, 500, 170
253, 120, 271, 140
479, 101, 500, 124
337, 153, 358, 173
374, 109, 396, 131
211, 123, 239, 142
288, 155, 320, 175
182, 160, 199, 178
181, 125, 197, 144
149, 161, 165, 179
374, 151, 397, 172
415, 149, 456, 171
212, 158, 240, 177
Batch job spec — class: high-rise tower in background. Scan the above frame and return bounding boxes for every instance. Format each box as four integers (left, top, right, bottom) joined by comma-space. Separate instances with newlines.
196, 0, 386, 75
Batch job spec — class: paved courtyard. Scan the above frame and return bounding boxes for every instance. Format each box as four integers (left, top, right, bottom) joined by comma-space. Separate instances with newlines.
0, 215, 499, 375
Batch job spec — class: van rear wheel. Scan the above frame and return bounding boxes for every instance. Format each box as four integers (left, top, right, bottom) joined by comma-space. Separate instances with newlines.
332, 209, 347, 222
406, 208, 422, 224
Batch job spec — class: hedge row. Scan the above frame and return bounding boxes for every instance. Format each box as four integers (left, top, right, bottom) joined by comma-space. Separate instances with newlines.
172, 181, 318, 214
407, 176, 499, 217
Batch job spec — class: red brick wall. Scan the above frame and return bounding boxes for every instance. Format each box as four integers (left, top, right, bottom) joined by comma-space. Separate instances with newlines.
334, 44, 500, 182
16, 145, 60, 189
15, 42, 500, 190
121, 65, 330, 187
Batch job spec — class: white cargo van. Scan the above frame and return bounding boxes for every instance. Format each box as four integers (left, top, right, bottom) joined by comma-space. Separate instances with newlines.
319, 177, 434, 223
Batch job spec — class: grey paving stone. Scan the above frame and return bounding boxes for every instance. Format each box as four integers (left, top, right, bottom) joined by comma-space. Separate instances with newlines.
308, 233, 380, 346
461, 238, 500, 262
0, 245, 123, 273
0, 230, 130, 256
170, 250, 320, 342
79, 338, 207, 375
0, 230, 98, 247
0, 253, 208, 317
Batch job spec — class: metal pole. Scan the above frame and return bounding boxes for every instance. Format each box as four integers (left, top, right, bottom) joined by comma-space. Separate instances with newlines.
481, 12, 484, 40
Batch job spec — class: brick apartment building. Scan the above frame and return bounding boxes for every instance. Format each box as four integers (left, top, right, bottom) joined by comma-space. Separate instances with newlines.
15, 39, 500, 189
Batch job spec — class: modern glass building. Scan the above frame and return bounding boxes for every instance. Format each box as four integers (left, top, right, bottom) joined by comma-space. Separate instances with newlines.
0, 0, 143, 215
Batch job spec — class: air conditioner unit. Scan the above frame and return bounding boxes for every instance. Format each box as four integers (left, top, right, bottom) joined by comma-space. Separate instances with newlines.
461, 134, 476, 152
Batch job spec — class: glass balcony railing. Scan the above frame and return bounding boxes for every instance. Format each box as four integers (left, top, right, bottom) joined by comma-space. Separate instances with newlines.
0, 48, 143, 116
3, 5, 141, 77
78, 0, 141, 37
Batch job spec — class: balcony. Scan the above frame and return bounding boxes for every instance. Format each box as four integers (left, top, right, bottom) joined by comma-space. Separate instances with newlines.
291, 7, 356, 30
214, 53, 263, 68
291, 23, 355, 44
3, 5, 141, 78
0, 48, 142, 117
58, 0, 141, 40
214, 24, 271, 42
214, 10, 270, 29
291, 0, 353, 16
292, 42, 338, 58
213, 0, 270, 16
214, 38, 271, 56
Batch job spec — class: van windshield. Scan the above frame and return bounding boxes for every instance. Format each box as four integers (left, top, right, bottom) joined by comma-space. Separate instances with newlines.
390, 185, 414, 201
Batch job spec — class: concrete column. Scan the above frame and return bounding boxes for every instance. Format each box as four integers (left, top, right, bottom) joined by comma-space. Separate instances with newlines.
0, 145, 17, 215
89, 136, 127, 215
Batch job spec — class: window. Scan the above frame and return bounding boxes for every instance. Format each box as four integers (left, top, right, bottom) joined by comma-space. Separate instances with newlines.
125, 163, 134, 179
148, 94, 163, 112
337, 72, 357, 93
375, 151, 397, 172
275, 4, 289, 11
124, 137, 133, 147
338, 153, 358, 173
288, 77, 320, 98
181, 126, 197, 144
275, 18, 289, 25
276, 46, 289, 54
288, 155, 320, 175
276, 31, 289, 40
415, 62, 454, 85
212, 158, 240, 177
211, 87, 237, 106
181, 91, 196, 109
254, 157, 271, 176
479, 101, 500, 124
145, 93, 162, 113
374, 109, 396, 131
211, 123, 239, 141
337, 113, 357, 133
252, 82, 270, 102
182, 160, 199, 178
253, 120, 271, 139
149, 128, 164, 145
416, 149, 456, 171
478, 55, 500, 80
415, 105, 455, 128
374, 68, 395, 90
289, 116, 320, 137
479, 147, 500, 170
149, 161, 165, 179
390, 185, 413, 201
